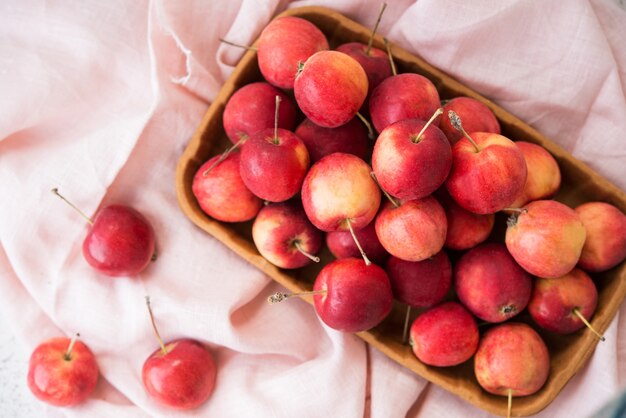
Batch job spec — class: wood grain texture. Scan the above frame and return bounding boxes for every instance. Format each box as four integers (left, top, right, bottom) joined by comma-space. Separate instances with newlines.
175, 6, 626, 417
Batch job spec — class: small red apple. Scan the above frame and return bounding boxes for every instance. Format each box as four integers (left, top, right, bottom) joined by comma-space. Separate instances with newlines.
439, 97, 500, 145
436, 189, 494, 251
27, 334, 99, 407
509, 141, 561, 208
409, 302, 478, 367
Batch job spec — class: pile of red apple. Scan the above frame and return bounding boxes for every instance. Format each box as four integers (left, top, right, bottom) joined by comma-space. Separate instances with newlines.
192, 12, 626, 413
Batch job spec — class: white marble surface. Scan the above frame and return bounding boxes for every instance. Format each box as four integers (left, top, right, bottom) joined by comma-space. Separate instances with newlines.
1, 1, 625, 417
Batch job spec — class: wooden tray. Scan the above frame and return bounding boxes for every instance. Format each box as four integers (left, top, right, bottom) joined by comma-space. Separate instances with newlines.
176, 6, 626, 416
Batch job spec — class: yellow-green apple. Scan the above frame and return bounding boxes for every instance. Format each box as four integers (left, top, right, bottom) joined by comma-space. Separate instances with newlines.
474, 323, 550, 398
369, 73, 440, 133
192, 152, 262, 222
445, 112, 527, 214
509, 141, 561, 208
435, 189, 494, 251
528, 268, 603, 339
257, 16, 328, 89
506, 200, 586, 278
326, 220, 389, 265
239, 127, 310, 202
295, 117, 369, 163
27, 334, 98, 407
51, 188, 156, 277
385, 250, 452, 308
409, 302, 478, 367
371, 112, 452, 200
142, 298, 216, 410
222, 82, 297, 144
252, 202, 323, 269
294, 50, 368, 128
439, 97, 500, 145
312, 258, 393, 332
301, 153, 381, 263
454, 243, 532, 323
575, 202, 626, 272
374, 196, 447, 262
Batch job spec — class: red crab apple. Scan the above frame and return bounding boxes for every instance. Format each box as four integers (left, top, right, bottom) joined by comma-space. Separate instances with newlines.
301, 153, 381, 264
372, 109, 452, 200
222, 82, 297, 144
192, 152, 262, 222
439, 97, 500, 145
528, 268, 604, 340
445, 111, 527, 214
474, 323, 550, 417
252, 202, 323, 269
257, 16, 329, 89
375, 196, 447, 262
268, 258, 393, 332
239, 101, 310, 202
436, 189, 494, 251
409, 302, 478, 367
326, 220, 389, 265
295, 117, 369, 163
51, 188, 156, 276
455, 243, 532, 323
509, 141, 561, 208
575, 201, 626, 272
142, 298, 216, 410
506, 200, 586, 278
369, 73, 441, 133
27, 334, 99, 407
294, 50, 368, 128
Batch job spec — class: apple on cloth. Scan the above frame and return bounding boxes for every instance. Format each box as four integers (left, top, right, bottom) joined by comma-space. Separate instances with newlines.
1, 1, 626, 418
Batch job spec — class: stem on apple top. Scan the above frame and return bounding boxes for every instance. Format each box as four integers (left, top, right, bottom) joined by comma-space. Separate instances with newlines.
412, 108, 444, 143
383, 38, 397, 76
202, 134, 249, 177
51, 188, 94, 225
346, 218, 372, 266
365, 2, 387, 56
448, 110, 481, 152
145, 296, 168, 355
293, 241, 320, 263
267, 289, 327, 304
219, 38, 257, 51
274, 95, 281, 145
504, 208, 528, 228
356, 112, 375, 140
402, 305, 411, 344
507, 388, 512, 418
370, 172, 400, 208
64, 333, 80, 361
572, 307, 606, 341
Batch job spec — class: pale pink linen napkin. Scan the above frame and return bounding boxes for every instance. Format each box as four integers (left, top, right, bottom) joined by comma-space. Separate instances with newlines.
0, 1, 624, 417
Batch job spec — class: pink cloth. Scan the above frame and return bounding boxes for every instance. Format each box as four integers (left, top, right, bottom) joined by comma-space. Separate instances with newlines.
1, 0, 625, 417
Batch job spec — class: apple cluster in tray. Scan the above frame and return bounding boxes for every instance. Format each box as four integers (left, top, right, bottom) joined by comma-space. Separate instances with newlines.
191, 13, 626, 413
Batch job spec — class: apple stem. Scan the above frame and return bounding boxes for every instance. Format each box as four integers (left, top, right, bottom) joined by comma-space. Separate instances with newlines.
448, 110, 480, 152
507, 388, 512, 418
267, 289, 327, 304
219, 38, 257, 51
346, 218, 372, 266
274, 95, 281, 145
412, 108, 444, 143
151, 250, 158, 262
51, 188, 94, 225
294, 241, 320, 263
356, 112, 375, 140
202, 134, 249, 177
383, 38, 397, 76
402, 305, 412, 344
572, 307, 605, 341
145, 296, 168, 355
365, 2, 387, 56
505, 208, 528, 228
64, 333, 80, 361
370, 172, 400, 208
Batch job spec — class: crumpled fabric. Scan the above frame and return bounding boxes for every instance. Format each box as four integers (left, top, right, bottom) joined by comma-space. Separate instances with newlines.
0, 0, 625, 417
